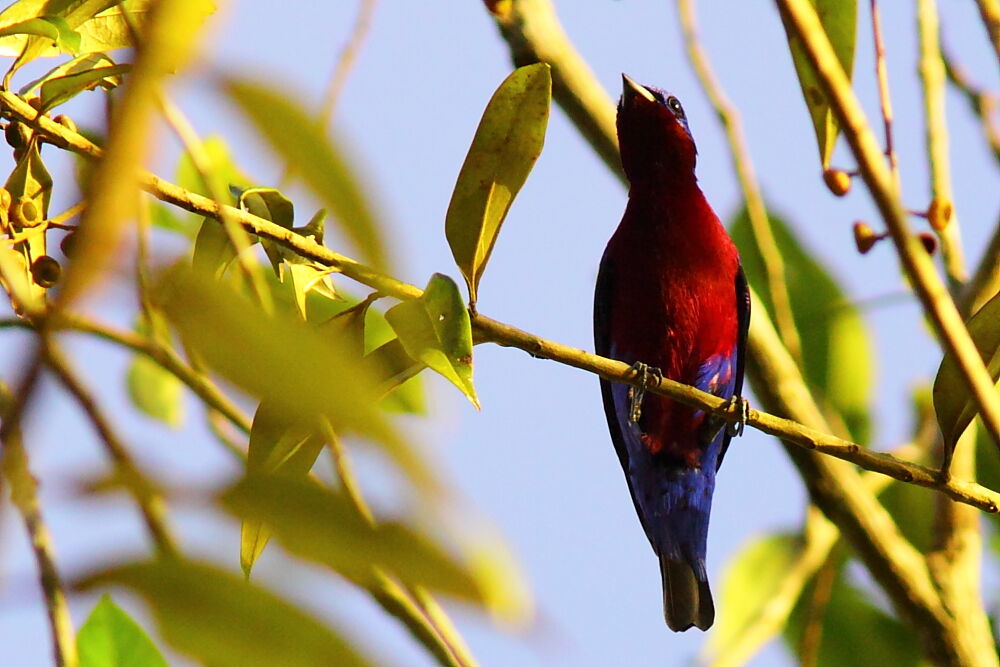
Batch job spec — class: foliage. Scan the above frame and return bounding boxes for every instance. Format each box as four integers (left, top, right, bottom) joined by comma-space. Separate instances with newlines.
0, 0, 996, 665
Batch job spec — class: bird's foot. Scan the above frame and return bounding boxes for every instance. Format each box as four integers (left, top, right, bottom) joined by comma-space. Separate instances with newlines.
725, 395, 750, 437
627, 362, 662, 424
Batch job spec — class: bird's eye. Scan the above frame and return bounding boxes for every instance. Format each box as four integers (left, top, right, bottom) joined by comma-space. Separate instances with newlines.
666, 96, 685, 118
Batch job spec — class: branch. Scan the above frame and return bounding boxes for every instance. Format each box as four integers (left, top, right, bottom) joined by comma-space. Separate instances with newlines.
917, 0, 967, 290
43, 342, 180, 558
776, 0, 1000, 456
319, 0, 378, 127
676, 0, 805, 367
941, 42, 1000, 167
0, 314, 252, 434
974, 0, 1000, 64
1, 413, 77, 667
486, 0, 624, 183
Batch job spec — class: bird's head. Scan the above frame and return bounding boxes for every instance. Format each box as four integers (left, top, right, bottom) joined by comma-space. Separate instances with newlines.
617, 74, 697, 184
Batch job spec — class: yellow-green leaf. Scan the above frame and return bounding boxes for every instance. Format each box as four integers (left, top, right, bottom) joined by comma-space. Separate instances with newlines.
933, 291, 1000, 452
240, 400, 325, 577
445, 63, 550, 306
385, 273, 478, 408
0, 16, 80, 52
76, 559, 372, 667
39, 63, 129, 111
223, 474, 522, 615
779, 0, 857, 168
730, 206, 873, 442
157, 265, 433, 489
707, 533, 801, 659
223, 77, 389, 271
78, 594, 168, 667
125, 312, 183, 427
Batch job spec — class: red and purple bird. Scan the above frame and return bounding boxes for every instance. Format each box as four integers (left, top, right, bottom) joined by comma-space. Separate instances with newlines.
594, 75, 750, 632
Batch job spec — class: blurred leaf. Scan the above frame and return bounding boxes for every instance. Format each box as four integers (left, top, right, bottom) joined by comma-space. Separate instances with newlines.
126, 311, 183, 427
149, 201, 197, 236
39, 63, 129, 111
222, 474, 519, 615
59, 0, 213, 306
191, 217, 236, 279
445, 62, 550, 307
386, 273, 479, 409
76, 559, 371, 667
934, 291, 1000, 454
709, 533, 801, 657
177, 135, 251, 200
78, 594, 168, 667
158, 265, 433, 489
785, 564, 924, 666
0, 0, 214, 57
241, 400, 325, 577
880, 480, 935, 553
779, 0, 856, 168
0, 16, 80, 52
19, 51, 115, 94
224, 77, 389, 270
730, 206, 873, 442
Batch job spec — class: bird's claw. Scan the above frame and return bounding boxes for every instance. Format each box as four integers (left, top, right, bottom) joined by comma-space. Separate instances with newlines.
627, 361, 662, 424
725, 396, 749, 437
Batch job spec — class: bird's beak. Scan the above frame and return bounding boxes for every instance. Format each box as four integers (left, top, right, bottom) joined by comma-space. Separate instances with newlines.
622, 73, 656, 103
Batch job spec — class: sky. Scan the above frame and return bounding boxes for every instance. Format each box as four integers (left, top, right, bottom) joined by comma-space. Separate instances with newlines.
1, 1, 999, 666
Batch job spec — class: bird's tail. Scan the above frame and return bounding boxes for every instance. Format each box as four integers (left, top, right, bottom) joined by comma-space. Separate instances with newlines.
659, 554, 714, 632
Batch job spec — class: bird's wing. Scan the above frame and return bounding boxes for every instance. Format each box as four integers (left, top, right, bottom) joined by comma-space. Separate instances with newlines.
594, 253, 655, 547
716, 265, 751, 468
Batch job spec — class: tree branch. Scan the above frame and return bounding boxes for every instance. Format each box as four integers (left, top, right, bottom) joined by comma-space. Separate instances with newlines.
676, 0, 804, 367
43, 342, 180, 558
776, 0, 1000, 455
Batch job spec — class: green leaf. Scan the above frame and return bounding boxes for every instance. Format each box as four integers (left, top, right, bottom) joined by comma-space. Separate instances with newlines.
779, 0, 857, 168
19, 51, 115, 95
880, 480, 935, 553
223, 77, 389, 270
0, 16, 80, 52
241, 400, 325, 576
785, 563, 925, 666
39, 63, 129, 111
934, 291, 1000, 453
191, 217, 236, 279
76, 559, 372, 667
176, 135, 251, 200
158, 264, 434, 489
708, 533, 801, 657
78, 594, 168, 667
222, 474, 530, 618
125, 311, 183, 427
445, 63, 551, 307
386, 273, 479, 409
730, 206, 873, 442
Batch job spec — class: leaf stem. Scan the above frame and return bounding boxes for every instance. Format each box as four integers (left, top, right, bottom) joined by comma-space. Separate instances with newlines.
941, 43, 1000, 168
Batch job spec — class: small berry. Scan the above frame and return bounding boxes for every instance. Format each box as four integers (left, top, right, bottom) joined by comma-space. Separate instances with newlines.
918, 233, 938, 255
30, 255, 61, 288
853, 221, 878, 254
823, 168, 852, 197
59, 231, 77, 257
927, 197, 953, 231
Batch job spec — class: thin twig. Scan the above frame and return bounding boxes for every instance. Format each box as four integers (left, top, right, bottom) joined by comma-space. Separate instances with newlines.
320, 419, 478, 667
158, 94, 273, 313
676, 0, 805, 367
870, 0, 899, 183
974, 0, 1000, 64
941, 42, 1000, 167
1, 394, 77, 667
777, 0, 1000, 457
960, 213, 1000, 316
319, 0, 378, 128
2, 72, 996, 515
918, 0, 966, 294
0, 314, 252, 434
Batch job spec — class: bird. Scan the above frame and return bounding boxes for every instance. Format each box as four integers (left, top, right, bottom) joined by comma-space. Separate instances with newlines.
594, 74, 749, 632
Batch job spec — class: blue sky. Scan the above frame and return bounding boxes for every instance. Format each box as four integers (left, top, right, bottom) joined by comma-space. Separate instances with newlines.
2, 1, 998, 666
